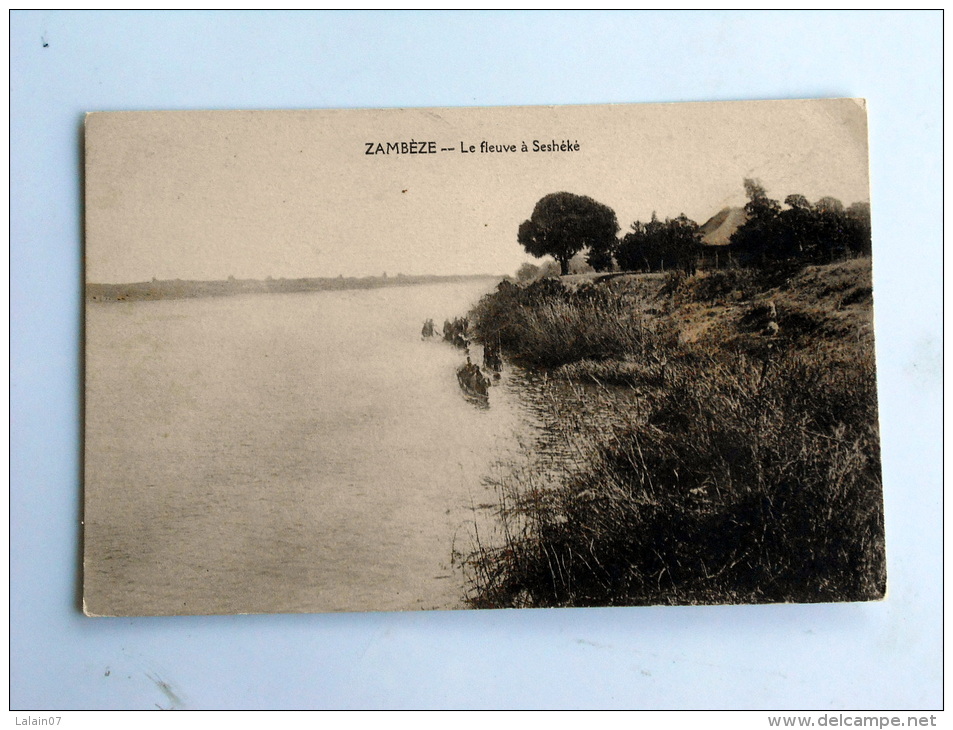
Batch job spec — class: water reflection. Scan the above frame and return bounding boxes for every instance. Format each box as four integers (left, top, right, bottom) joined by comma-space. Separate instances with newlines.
497, 364, 645, 473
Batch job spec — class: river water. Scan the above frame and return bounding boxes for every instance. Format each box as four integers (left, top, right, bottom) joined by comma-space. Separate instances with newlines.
84, 280, 545, 616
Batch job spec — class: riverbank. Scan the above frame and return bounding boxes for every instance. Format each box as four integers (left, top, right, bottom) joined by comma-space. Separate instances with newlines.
462, 257, 885, 607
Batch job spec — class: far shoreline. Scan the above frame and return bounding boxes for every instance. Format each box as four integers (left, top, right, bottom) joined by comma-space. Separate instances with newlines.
86, 272, 505, 303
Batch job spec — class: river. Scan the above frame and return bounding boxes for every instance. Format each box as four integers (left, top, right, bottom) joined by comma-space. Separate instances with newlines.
84, 279, 543, 616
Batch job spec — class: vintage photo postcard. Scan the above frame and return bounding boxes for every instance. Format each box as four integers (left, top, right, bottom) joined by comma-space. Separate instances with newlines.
84, 100, 884, 616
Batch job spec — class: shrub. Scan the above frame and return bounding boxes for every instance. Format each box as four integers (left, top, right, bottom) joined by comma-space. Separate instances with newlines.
680, 268, 759, 303
468, 278, 652, 367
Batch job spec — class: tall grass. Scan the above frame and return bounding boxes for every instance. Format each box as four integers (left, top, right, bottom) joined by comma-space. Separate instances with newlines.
465, 346, 884, 607
469, 279, 655, 367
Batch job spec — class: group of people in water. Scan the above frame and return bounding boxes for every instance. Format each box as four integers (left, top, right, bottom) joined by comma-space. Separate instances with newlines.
457, 357, 490, 398
482, 343, 503, 373
441, 317, 471, 350
420, 318, 437, 338
421, 316, 503, 401
421, 317, 469, 347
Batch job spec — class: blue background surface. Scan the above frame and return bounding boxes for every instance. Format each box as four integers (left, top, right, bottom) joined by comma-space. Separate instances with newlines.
10, 10, 942, 709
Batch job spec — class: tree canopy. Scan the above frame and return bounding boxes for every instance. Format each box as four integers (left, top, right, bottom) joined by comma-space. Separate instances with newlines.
615, 212, 702, 273
518, 192, 619, 275
730, 179, 871, 266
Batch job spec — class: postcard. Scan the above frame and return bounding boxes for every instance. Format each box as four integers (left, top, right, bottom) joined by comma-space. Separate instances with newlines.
84, 99, 883, 615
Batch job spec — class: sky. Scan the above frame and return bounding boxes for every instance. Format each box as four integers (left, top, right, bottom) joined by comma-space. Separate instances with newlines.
85, 99, 871, 283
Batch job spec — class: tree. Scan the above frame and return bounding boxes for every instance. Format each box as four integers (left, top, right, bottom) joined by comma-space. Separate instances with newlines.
815, 196, 844, 215
615, 212, 702, 273
515, 262, 540, 282
846, 201, 870, 225
585, 243, 615, 272
844, 202, 872, 256
730, 180, 872, 265
615, 219, 650, 272
844, 204, 872, 256
784, 194, 810, 211
518, 192, 619, 275
730, 179, 782, 265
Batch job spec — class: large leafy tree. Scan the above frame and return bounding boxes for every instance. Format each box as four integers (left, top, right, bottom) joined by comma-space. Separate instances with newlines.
518, 192, 619, 275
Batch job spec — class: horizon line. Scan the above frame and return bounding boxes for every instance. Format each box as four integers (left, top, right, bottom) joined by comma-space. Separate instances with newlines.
86, 272, 508, 286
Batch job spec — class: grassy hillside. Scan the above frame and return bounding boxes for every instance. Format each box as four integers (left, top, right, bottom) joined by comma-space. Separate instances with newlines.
463, 258, 884, 607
